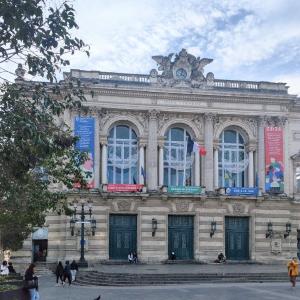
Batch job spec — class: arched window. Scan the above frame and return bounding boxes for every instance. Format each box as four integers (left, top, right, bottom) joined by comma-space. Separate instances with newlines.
107, 125, 138, 184
218, 129, 247, 187
164, 127, 193, 186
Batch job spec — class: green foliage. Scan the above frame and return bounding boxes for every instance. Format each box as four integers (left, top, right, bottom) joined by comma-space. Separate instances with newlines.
0, 0, 90, 251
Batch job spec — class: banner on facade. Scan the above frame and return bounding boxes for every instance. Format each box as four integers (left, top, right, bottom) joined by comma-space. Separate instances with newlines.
167, 186, 202, 194
74, 117, 95, 188
265, 127, 284, 193
225, 187, 258, 196
107, 184, 143, 192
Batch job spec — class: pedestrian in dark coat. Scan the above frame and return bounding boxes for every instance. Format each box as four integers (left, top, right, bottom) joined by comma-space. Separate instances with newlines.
55, 261, 64, 286
70, 260, 78, 281
24, 263, 39, 300
63, 260, 72, 286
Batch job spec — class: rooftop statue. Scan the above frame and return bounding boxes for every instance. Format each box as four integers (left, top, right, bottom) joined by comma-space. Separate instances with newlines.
150, 48, 214, 88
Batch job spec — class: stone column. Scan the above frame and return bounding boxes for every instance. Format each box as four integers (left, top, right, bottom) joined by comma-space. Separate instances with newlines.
158, 141, 164, 187
248, 147, 254, 187
204, 113, 215, 191
100, 137, 108, 185
195, 147, 200, 186
213, 145, 219, 189
147, 110, 159, 191
257, 117, 265, 192
139, 142, 145, 185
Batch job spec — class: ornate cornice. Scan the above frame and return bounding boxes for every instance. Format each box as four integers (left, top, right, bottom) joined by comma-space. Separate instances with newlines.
85, 85, 295, 106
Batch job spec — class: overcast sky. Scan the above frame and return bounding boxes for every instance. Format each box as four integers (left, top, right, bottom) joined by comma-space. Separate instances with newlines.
63, 0, 300, 96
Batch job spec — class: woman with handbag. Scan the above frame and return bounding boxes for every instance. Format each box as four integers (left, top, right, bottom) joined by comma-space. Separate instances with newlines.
24, 263, 40, 300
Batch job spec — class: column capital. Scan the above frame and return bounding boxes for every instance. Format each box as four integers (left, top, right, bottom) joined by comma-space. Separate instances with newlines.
257, 115, 268, 126
99, 135, 107, 146
148, 109, 159, 120
247, 145, 256, 152
139, 140, 147, 148
157, 136, 165, 148
204, 113, 217, 122
213, 139, 219, 150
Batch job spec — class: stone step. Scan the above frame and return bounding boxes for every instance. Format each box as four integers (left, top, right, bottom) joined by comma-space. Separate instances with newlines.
73, 272, 289, 286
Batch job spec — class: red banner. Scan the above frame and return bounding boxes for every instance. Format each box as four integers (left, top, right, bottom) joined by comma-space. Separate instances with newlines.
107, 184, 143, 192
265, 127, 284, 193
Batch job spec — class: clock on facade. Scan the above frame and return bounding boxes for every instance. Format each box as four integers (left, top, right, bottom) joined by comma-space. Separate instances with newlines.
175, 68, 187, 80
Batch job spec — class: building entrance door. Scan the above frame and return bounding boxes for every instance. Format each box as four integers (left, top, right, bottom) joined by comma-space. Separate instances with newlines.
225, 216, 249, 260
168, 215, 194, 260
109, 214, 137, 260
33, 239, 48, 262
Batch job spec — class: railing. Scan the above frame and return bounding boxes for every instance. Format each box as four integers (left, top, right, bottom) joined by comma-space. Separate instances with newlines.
68, 70, 288, 93
214, 79, 259, 90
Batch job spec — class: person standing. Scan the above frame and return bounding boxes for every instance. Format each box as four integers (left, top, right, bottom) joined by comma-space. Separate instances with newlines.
55, 261, 64, 286
24, 263, 39, 300
70, 260, 78, 282
63, 260, 72, 286
287, 257, 299, 287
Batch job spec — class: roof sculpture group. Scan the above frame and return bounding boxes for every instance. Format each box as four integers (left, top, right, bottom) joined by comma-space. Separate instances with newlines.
150, 48, 214, 88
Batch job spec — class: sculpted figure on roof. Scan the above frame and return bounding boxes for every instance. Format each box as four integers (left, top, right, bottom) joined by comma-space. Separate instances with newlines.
150, 48, 214, 88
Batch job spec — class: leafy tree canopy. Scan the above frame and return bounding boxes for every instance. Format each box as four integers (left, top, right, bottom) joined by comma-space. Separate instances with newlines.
0, 0, 90, 251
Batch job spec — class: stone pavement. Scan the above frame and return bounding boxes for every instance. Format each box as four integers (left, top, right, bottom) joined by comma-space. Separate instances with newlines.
90, 262, 286, 274
38, 276, 300, 300
36, 263, 294, 299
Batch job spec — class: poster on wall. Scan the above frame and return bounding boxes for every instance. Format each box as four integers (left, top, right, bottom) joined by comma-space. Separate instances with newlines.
74, 117, 95, 188
265, 127, 284, 193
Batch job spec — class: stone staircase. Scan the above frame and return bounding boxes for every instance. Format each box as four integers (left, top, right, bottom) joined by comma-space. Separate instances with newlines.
74, 271, 288, 286
34, 262, 54, 277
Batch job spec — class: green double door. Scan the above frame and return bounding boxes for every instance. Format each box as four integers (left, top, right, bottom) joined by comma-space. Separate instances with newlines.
225, 217, 249, 260
109, 214, 137, 260
168, 215, 194, 260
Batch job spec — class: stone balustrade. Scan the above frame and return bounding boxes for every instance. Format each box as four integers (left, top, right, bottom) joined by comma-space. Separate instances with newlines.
65, 70, 288, 94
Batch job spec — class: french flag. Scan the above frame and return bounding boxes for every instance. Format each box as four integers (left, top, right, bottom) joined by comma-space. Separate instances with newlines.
187, 137, 207, 156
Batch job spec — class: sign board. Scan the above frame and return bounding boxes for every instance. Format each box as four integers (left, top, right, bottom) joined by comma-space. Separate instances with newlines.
271, 239, 282, 254
225, 187, 258, 196
168, 186, 201, 194
265, 127, 284, 193
107, 184, 143, 192
74, 117, 95, 188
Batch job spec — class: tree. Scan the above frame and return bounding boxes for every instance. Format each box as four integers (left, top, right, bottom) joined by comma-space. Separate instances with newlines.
0, 0, 90, 251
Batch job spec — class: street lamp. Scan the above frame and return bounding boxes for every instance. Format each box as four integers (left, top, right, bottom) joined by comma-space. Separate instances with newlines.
70, 201, 96, 268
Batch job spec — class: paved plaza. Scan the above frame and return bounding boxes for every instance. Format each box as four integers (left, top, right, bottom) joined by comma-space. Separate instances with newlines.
35, 263, 295, 299
39, 276, 300, 300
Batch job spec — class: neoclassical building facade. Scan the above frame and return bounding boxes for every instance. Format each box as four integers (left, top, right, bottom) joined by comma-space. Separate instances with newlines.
15, 49, 300, 264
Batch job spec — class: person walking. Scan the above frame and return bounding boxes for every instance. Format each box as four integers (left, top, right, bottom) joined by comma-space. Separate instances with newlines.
287, 257, 299, 287
70, 260, 78, 282
63, 260, 72, 286
24, 263, 39, 300
55, 261, 64, 286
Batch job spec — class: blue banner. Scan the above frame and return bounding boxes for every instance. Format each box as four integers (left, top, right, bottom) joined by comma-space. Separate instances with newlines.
225, 187, 258, 196
74, 117, 95, 188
